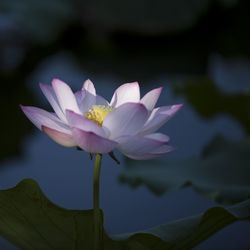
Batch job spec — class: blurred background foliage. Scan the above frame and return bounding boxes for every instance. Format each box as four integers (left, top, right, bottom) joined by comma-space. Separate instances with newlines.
0, 0, 250, 249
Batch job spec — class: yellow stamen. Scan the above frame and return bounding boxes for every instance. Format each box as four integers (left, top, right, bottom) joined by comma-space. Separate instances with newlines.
85, 105, 112, 126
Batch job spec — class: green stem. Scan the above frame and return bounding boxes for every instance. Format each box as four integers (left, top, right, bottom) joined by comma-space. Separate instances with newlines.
93, 154, 102, 250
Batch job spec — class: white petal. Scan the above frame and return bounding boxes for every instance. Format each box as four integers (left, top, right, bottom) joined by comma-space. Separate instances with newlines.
103, 103, 148, 140
82, 79, 96, 96
66, 110, 106, 137
118, 135, 165, 155
72, 128, 117, 153
75, 90, 84, 111
141, 104, 183, 134
52, 79, 81, 114
40, 83, 67, 122
118, 133, 173, 159
144, 133, 170, 142
151, 144, 174, 154
96, 95, 109, 106
79, 92, 108, 113
140, 87, 162, 110
21, 105, 70, 134
110, 82, 140, 107
42, 126, 76, 147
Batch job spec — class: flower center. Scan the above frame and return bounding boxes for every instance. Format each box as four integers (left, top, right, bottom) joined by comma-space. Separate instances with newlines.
85, 105, 112, 126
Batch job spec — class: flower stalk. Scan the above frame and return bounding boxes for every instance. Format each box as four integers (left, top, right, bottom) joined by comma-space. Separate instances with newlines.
93, 154, 102, 250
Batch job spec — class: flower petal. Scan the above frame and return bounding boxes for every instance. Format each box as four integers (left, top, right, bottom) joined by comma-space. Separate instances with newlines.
123, 146, 174, 160
65, 110, 106, 137
144, 133, 170, 142
96, 95, 109, 106
72, 128, 117, 153
118, 133, 173, 160
103, 103, 148, 140
151, 144, 174, 154
82, 79, 96, 96
20, 106, 70, 133
110, 82, 140, 107
52, 79, 81, 114
118, 134, 166, 155
75, 90, 84, 109
40, 83, 66, 122
140, 87, 162, 110
140, 104, 183, 134
42, 126, 76, 147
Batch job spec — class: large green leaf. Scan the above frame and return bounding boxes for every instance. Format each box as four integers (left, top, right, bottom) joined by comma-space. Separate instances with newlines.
114, 199, 250, 249
0, 179, 249, 249
120, 137, 250, 204
0, 179, 166, 250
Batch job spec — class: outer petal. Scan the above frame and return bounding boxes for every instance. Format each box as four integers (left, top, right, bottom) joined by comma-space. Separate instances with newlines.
40, 83, 66, 122
144, 133, 170, 142
123, 146, 174, 160
110, 82, 140, 107
66, 110, 107, 137
52, 79, 81, 114
103, 103, 148, 140
42, 126, 76, 147
118, 133, 173, 160
140, 104, 183, 135
72, 128, 117, 153
140, 87, 162, 110
20, 106, 70, 133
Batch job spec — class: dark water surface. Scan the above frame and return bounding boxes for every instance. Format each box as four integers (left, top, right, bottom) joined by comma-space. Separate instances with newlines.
1, 2, 250, 247
0, 53, 249, 249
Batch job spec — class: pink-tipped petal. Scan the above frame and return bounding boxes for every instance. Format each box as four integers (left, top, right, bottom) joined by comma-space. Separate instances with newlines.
42, 126, 76, 147
72, 128, 117, 153
65, 110, 106, 137
20, 105, 70, 133
83, 79, 96, 96
141, 104, 183, 134
103, 103, 148, 140
110, 82, 140, 107
140, 87, 162, 110
40, 83, 66, 122
52, 79, 81, 114
118, 134, 173, 160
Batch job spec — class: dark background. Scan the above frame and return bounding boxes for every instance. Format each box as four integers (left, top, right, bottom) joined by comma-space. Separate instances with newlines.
0, 0, 249, 249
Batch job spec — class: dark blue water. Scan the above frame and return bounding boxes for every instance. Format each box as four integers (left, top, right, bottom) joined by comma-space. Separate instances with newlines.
0, 52, 249, 249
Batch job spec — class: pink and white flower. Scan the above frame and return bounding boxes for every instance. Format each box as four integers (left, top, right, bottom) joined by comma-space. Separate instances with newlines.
21, 79, 182, 160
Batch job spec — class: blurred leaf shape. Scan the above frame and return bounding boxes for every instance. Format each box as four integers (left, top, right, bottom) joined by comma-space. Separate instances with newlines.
114, 199, 250, 249
173, 77, 250, 134
0, 179, 249, 249
121, 136, 250, 204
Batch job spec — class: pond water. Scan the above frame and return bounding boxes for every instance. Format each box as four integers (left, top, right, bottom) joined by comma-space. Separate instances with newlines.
0, 50, 249, 249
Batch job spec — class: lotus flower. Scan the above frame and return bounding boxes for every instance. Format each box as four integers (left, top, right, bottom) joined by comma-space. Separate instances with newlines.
21, 79, 182, 160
